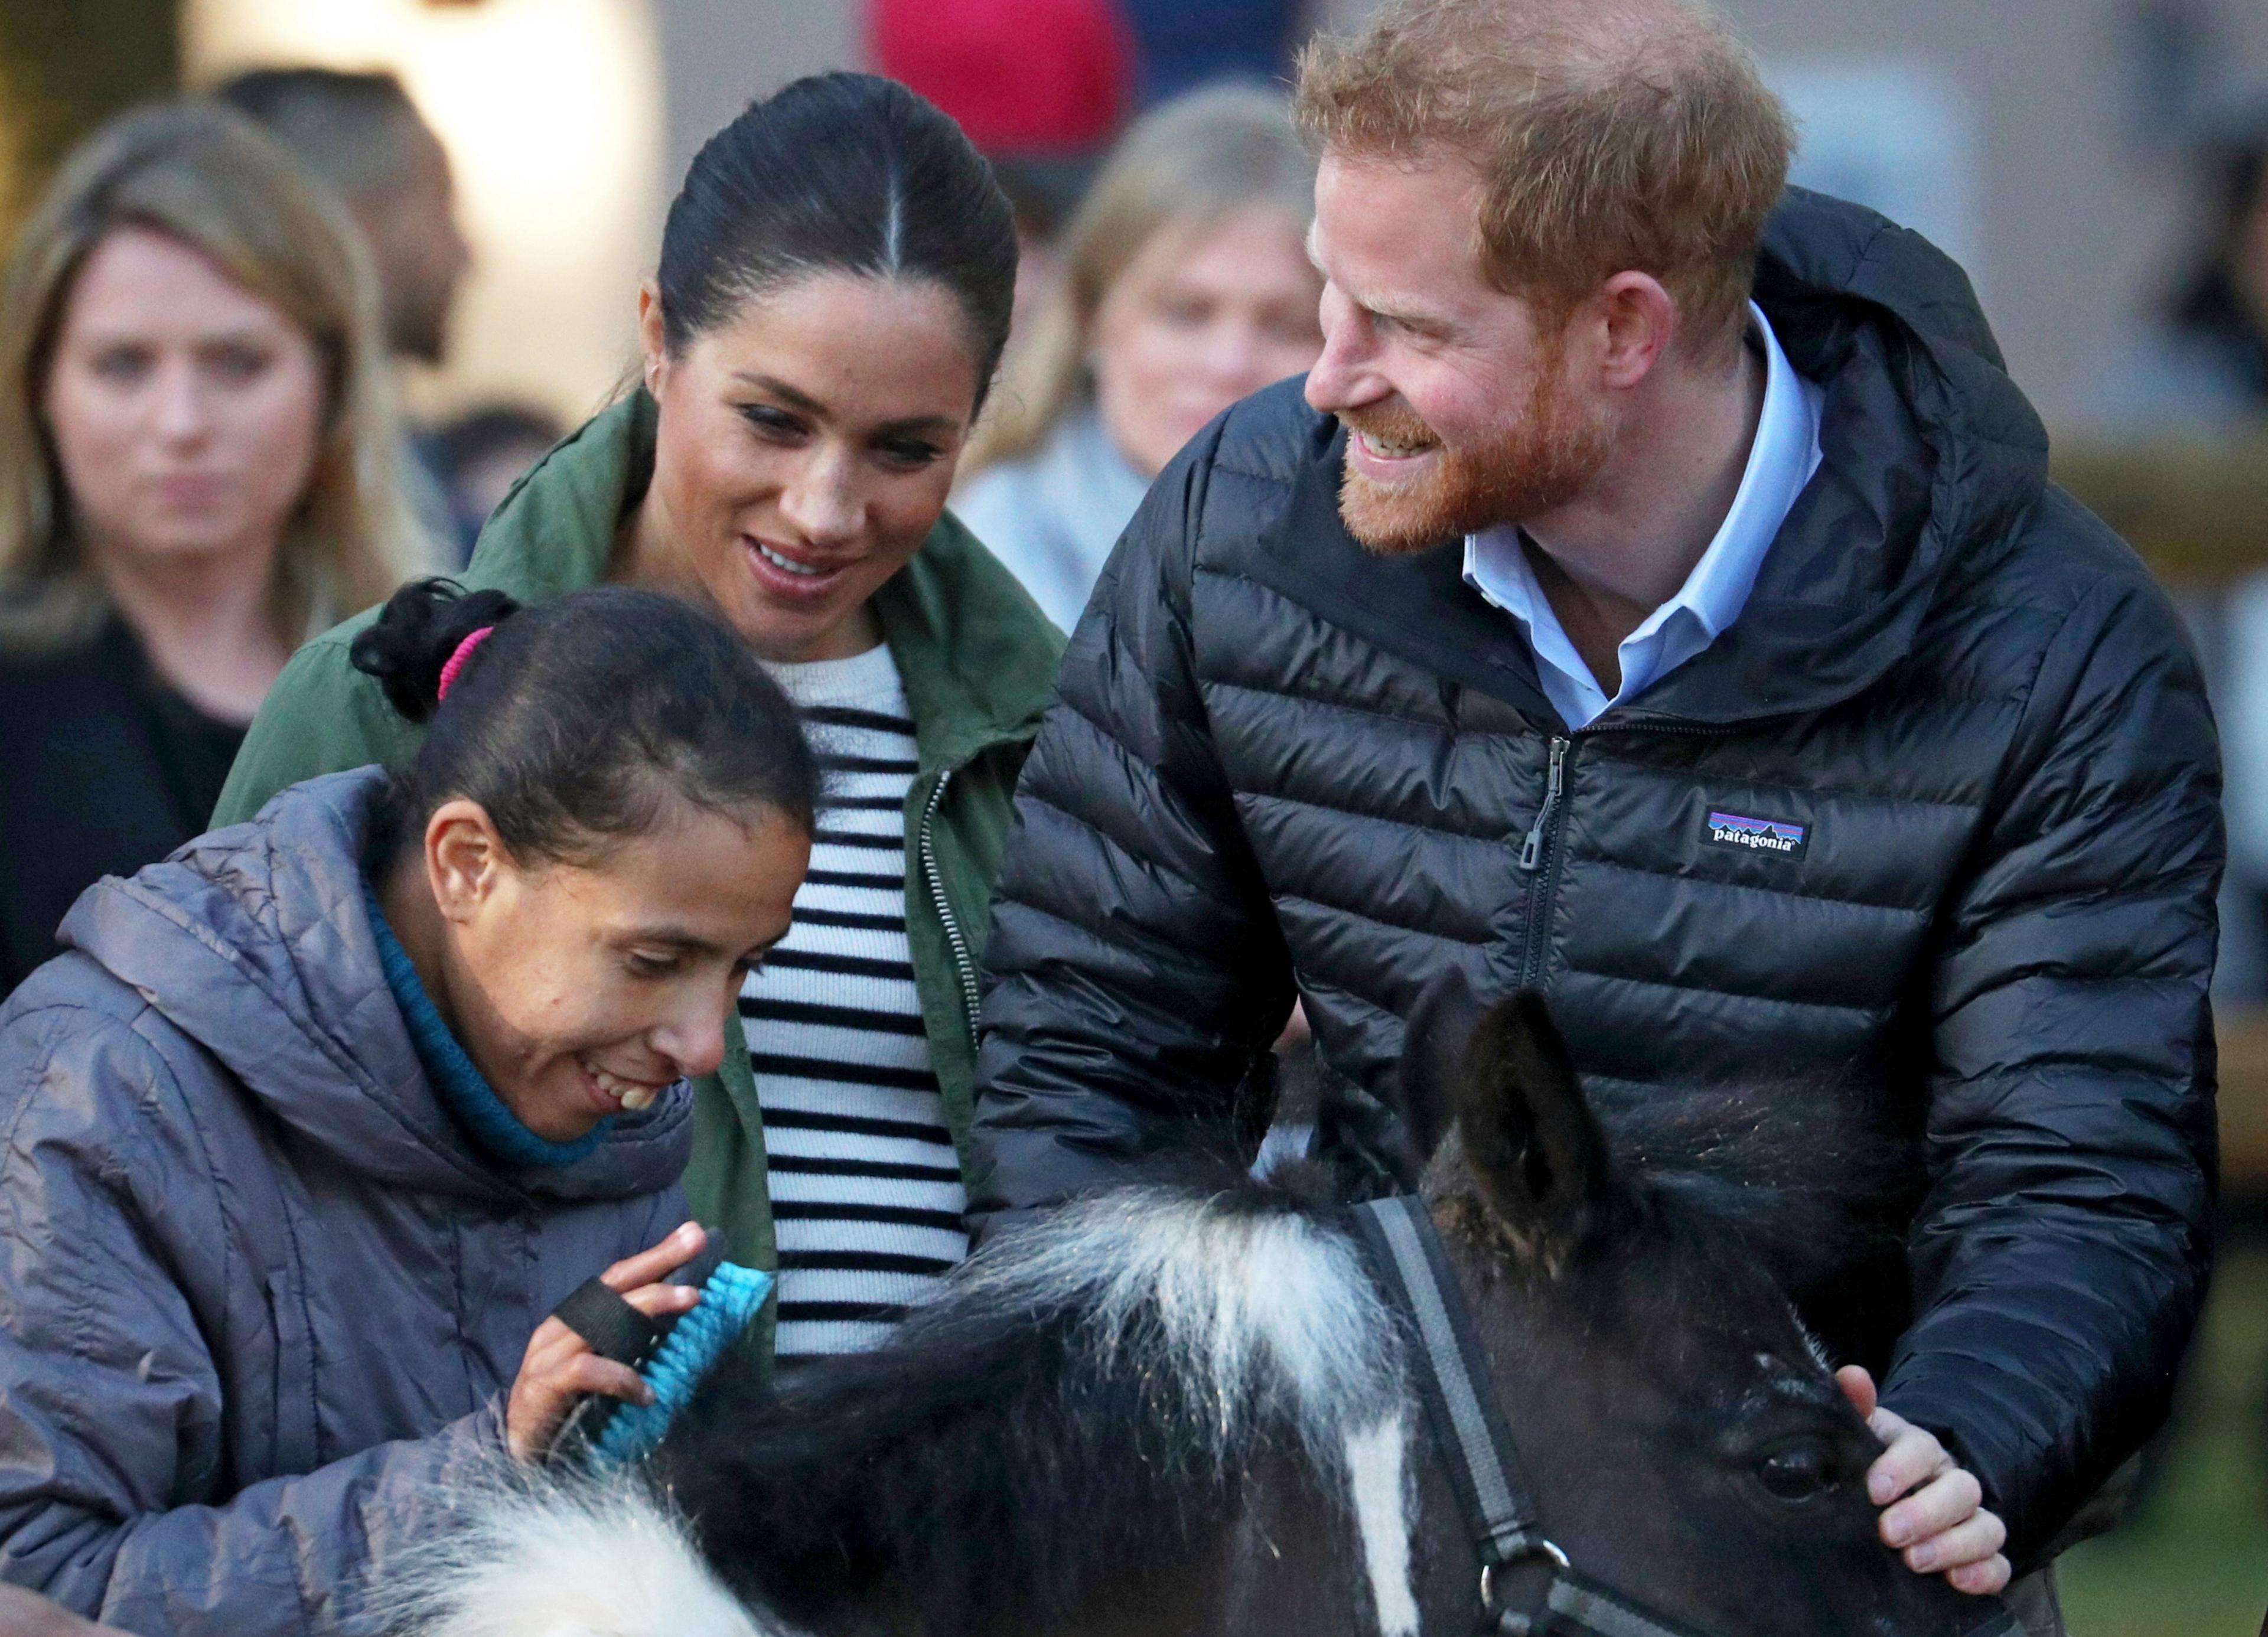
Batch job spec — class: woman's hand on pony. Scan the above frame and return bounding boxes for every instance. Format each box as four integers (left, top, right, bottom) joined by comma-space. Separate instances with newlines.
506, 1221, 708, 1461
1836, 1365, 2012, 1596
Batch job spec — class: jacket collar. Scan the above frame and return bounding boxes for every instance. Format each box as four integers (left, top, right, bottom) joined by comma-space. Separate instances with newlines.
467, 391, 1062, 776
1252, 188, 2051, 731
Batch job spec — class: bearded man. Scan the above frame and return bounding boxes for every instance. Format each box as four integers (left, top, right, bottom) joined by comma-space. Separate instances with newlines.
966, 3, 2219, 1631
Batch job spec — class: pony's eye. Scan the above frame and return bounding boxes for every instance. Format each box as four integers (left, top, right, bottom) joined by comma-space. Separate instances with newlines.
1753, 1439, 1839, 1502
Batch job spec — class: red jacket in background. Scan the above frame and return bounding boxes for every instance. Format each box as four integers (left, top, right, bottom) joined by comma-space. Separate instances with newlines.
869, 0, 1135, 154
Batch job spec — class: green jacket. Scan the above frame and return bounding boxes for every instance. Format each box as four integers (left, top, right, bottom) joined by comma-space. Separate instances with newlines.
214, 391, 1065, 1297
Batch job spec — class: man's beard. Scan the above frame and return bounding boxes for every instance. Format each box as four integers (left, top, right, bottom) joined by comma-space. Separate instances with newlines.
1335, 351, 1612, 556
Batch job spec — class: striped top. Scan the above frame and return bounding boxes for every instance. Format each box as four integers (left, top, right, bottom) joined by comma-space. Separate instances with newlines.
744, 643, 969, 1357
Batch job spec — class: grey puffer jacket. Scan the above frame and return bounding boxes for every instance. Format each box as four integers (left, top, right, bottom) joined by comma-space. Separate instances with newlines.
971, 188, 2222, 1563
0, 769, 693, 1636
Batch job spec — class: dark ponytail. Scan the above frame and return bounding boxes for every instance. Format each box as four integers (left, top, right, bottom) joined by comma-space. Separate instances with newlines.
657, 71, 1018, 408
350, 579, 818, 863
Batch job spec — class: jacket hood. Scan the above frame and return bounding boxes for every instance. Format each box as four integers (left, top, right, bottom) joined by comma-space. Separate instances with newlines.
469, 391, 1063, 774
1683, 185, 2051, 723
55, 767, 695, 1204
1244, 188, 2052, 730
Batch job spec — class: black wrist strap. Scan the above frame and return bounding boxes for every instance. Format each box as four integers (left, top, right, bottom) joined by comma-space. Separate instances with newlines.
551, 1275, 662, 1368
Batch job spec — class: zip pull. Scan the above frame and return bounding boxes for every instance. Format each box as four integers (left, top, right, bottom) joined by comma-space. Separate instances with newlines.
1517, 736, 1570, 872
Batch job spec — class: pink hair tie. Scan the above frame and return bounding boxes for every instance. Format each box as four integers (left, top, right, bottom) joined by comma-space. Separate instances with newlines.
435, 625, 496, 704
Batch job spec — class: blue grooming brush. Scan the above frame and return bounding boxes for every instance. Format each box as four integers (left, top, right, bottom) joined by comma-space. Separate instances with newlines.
546, 1230, 773, 1471
585, 1260, 772, 1468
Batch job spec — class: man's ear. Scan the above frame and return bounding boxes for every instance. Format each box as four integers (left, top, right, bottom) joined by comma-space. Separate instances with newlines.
1589, 270, 1674, 392
1455, 990, 1613, 1260
425, 798, 506, 926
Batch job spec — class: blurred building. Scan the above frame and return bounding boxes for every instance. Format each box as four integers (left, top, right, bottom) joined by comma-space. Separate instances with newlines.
5, 1, 2265, 433
581, 0, 2268, 432
183, 0, 664, 430
0, 1, 176, 245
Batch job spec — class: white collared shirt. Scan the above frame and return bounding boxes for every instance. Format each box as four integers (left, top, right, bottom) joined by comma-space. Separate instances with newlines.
1463, 302, 1825, 729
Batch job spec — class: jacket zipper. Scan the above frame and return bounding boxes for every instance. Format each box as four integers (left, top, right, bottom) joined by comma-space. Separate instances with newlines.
1516, 736, 1572, 988
1510, 716, 1743, 989
1516, 736, 1570, 871
917, 769, 982, 1040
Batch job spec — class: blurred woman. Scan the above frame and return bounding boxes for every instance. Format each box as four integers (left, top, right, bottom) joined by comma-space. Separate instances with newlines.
216, 74, 1064, 1364
955, 85, 1321, 630
0, 581, 816, 1636
2093, 108, 2268, 434
0, 105, 423, 992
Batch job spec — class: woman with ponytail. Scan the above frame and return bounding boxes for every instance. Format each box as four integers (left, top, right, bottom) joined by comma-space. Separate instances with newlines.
214, 72, 1065, 1365
0, 581, 816, 1635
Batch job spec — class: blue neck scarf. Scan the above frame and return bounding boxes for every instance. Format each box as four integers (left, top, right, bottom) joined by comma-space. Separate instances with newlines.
361, 878, 610, 1169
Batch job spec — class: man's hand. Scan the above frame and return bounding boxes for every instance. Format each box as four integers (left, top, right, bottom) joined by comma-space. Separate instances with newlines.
1836, 1366, 2010, 1594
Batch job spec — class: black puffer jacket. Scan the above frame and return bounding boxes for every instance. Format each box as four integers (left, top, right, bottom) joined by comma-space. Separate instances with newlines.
970, 190, 2221, 1563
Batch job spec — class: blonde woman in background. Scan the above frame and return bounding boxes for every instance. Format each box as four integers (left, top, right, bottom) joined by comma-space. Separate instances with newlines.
0, 104, 423, 992
955, 84, 1322, 631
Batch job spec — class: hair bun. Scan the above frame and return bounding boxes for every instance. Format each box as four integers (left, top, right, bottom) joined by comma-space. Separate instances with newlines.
349, 579, 523, 725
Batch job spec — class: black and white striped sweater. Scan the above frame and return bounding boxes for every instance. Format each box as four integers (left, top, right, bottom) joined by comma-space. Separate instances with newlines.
744, 644, 967, 1357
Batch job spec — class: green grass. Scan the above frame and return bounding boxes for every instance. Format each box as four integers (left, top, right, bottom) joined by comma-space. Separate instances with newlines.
2058, 1246, 2268, 1636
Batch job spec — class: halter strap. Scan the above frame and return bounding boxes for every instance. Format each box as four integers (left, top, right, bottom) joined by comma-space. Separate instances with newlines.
1350, 1195, 2016, 1637
1351, 1193, 1549, 1570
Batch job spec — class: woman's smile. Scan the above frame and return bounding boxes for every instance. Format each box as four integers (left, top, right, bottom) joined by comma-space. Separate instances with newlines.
577, 1054, 673, 1115
744, 534, 852, 601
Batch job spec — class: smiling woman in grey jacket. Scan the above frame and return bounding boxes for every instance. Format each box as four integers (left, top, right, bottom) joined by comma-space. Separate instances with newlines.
0, 581, 815, 1635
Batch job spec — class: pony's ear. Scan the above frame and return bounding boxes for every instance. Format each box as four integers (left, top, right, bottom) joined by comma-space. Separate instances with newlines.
1400, 968, 1488, 1163
1456, 990, 1613, 1258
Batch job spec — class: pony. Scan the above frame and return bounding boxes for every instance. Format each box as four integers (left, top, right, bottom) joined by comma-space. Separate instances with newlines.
397, 991, 2009, 1637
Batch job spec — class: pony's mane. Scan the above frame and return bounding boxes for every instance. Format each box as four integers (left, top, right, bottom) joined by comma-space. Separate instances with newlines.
1597, 1069, 1919, 1294
647, 1174, 1406, 1637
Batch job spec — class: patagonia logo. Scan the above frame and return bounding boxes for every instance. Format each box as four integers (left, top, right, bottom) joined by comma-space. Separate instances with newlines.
1705, 810, 1808, 857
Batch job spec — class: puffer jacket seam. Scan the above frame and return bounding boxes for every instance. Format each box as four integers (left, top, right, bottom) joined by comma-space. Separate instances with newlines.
1198, 671, 1458, 739
259, 1178, 322, 1475
1927, 1049, 2193, 1099
14, 999, 248, 1544
1237, 788, 1519, 848
1192, 559, 1544, 707
1569, 742, 2005, 812
1272, 891, 1494, 950
120, 1006, 238, 1347
1, 1007, 103, 1378
1954, 862, 2221, 926
1963, 577, 2137, 855
1571, 964, 1888, 1019
15, 1001, 223, 1361
0, 1000, 70, 1156
1575, 852, 1946, 917
1244, 782, 1990, 899
1012, 790, 1241, 917
1203, 454, 1301, 491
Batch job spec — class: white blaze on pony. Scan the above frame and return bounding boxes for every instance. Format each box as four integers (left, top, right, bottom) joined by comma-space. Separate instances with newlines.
1343, 1416, 1422, 1637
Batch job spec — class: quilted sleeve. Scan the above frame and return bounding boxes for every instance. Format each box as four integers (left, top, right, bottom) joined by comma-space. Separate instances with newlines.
967, 422, 1295, 1231
1882, 564, 2221, 1564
